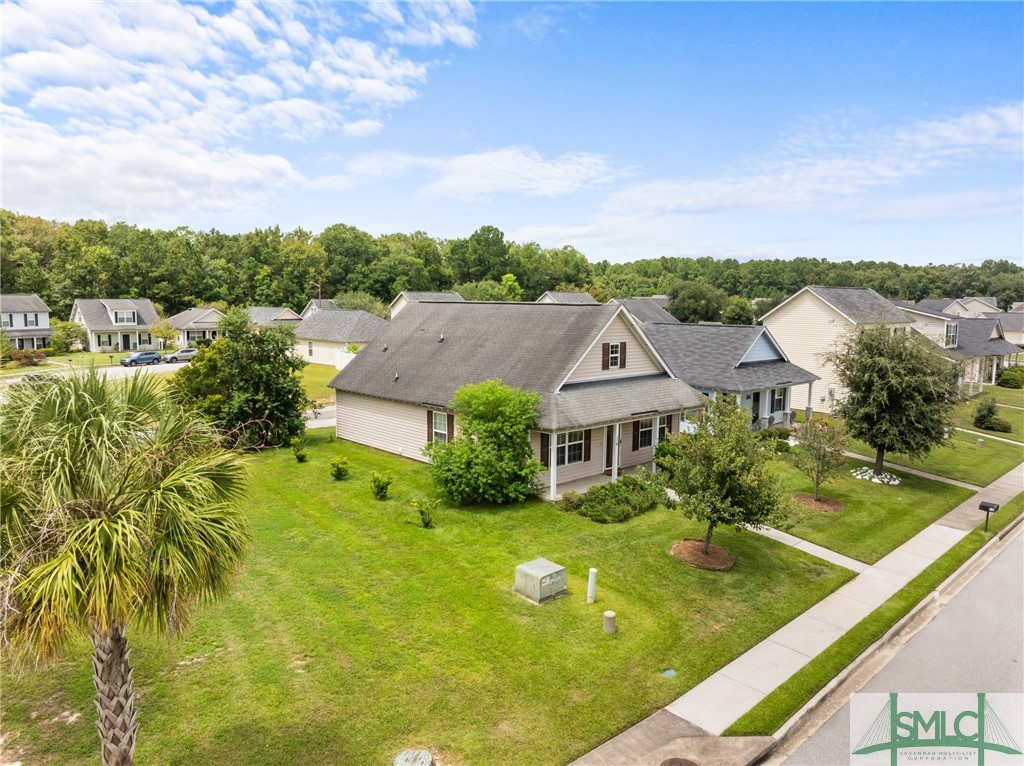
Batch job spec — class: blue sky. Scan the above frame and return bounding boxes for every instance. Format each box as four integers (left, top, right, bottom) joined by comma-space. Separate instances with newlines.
2, 1, 1021, 265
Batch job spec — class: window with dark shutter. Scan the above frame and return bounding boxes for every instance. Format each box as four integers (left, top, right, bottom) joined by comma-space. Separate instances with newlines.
447, 413, 455, 443
583, 429, 591, 462
540, 433, 550, 468
620, 341, 627, 368
632, 421, 640, 451
426, 410, 434, 443
601, 342, 610, 370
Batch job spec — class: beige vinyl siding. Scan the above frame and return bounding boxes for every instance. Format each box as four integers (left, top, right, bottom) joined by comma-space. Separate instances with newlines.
904, 313, 948, 346
296, 339, 361, 368
621, 420, 656, 469
533, 428, 607, 489
566, 314, 661, 383
336, 392, 432, 462
762, 291, 852, 414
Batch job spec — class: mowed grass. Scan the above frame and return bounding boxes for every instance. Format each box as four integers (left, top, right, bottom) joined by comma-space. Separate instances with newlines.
3, 431, 853, 766
973, 385, 1024, 408
952, 397, 1024, 443
300, 362, 338, 404
774, 458, 973, 564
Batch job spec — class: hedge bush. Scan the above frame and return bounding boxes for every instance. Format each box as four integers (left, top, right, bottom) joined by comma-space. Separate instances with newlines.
556, 470, 667, 523
974, 398, 1013, 433
997, 366, 1024, 389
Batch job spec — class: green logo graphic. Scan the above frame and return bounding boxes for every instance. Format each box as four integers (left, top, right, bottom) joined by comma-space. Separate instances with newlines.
853, 693, 1022, 765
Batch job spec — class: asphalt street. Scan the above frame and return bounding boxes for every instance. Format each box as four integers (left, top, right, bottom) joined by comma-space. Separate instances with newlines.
783, 529, 1024, 765
3, 360, 187, 386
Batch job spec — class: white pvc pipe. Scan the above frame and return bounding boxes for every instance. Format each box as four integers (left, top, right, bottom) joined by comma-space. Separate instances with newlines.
587, 568, 598, 604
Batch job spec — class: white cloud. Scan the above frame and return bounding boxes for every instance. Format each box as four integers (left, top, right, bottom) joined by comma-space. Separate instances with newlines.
367, 1, 478, 48
853, 189, 1024, 223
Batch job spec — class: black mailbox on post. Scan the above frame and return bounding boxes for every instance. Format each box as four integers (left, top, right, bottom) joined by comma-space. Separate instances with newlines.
979, 501, 1000, 531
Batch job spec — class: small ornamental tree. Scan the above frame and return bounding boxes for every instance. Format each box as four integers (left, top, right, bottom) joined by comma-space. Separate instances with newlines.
824, 326, 961, 475
425, 379, 543, 504
791, 419, 846, 500
150, 318, 179, 349
47, 319, 88, 354
656, 396, 789, 555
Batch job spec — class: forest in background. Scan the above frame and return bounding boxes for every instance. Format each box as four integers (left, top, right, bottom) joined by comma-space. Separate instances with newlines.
2, 209, 1022, 320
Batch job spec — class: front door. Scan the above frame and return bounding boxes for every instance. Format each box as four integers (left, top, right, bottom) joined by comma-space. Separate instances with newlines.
122, 333, 132, 350
751, 391, 761, 423
605, 425, 615, 471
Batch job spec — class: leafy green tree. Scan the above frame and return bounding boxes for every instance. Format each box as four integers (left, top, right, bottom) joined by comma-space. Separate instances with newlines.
168, 308, 310, 447
721, 295, 755, 325
47, 318, 89, 354
666, 280, 728, 323
332, 290, 389, 318
425, 379, 543, 504
317, 223, 380, 295
453, 279, 507, 302
1, 370, 250, 766
656, 396, 788, 555
149, 318, 179, 349
790, 419, 846, 500
500, 273, 525, 301
0, 328, 12, 362
824, 326, 961, 475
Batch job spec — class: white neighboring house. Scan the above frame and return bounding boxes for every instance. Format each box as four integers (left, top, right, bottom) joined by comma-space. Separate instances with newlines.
388, 291, 464, 319
914, 296, 1000, 318
983, 311, 1024, 349
300, 298, 337, 319
0, 293, 52, 349
70, 298, 160, 352
536, 291, 598, 304
293, 309, 387, 370
760, 286, 912, 414
167, 307, 225, 348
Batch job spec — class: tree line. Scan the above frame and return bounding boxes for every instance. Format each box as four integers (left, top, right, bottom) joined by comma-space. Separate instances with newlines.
2, 209, 1021, 320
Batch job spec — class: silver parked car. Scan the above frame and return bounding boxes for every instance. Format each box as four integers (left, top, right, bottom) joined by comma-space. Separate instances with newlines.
163, 347, 199, 363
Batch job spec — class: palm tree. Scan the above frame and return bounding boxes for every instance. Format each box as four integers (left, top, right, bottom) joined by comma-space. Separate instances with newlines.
1, 370, 251, 766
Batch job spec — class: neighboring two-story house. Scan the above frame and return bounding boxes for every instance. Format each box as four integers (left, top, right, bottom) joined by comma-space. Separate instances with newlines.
0, 294, 52, 350
300, 298, 337, 319
760, 286, 911, 414
329, 301, 704, 500
294, 309, 387, 370
535, 291, 599, 304
70, 298, 160, 352
167, 307, 226, 347
248, 306, 302, 326
914, 296, 1000, 318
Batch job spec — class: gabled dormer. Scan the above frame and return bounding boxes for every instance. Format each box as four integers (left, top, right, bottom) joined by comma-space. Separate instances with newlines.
561, 306, 670, 385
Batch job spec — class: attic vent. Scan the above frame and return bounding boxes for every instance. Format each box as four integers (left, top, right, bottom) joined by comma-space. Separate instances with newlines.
382, 344, 388, 351
439, 333, 444, 342
394, 373, 399, 381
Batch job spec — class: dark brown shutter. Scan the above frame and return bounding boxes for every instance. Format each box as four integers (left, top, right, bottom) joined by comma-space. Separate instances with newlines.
583, 429, 591, 462
601, 342, 610, 370
632, 421, 640, 451
540, 433, 550, 468
447, 413, 455, 443
620, 341, 627, 368
667, 414, 674, 434
426, 410, 433, 443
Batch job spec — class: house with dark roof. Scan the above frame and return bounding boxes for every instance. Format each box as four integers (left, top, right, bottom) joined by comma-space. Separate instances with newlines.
329, 301, 704, 500
1009, 301, 1024, 314
300, 298, 337, 319
70, 298, 161, 352
247, 306, 302, 326
0, 294, 53, 350
915, 297, 999, 318
983, 311, 1024, 348
891, 300, 962, 350
760, 286, 912, 413
167, 307, 225, 347
610, 297, 680, 325
641, 323, 818, 427
388, 291, 464, 318
294, 309, 387, 370
536, 291, 599, 305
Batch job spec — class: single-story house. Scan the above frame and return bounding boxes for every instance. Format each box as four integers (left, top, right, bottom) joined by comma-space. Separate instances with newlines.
294, 309, 387, 370
941, 318, 1022, 392
915, 297, 999, 318
610, 297, 680, 325
329, 301, 704, 500
300, 298, 337, 319
536, 291, 599, 304
641, 323, 819, 427
388, 291, 464, 319
70, 298, 160, 352
248, 306, 302, 326
760, 286, 911, 414
167, 307, 225, 347
0, 293, 52, 349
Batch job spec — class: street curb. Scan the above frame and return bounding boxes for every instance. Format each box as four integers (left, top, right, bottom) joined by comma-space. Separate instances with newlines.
766, 511, 1024, 755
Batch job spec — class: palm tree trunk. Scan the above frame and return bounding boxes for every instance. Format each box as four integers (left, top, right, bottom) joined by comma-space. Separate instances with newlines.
873, 447, 886, 476
91, 623, 138, 766
702, 520, 716, 555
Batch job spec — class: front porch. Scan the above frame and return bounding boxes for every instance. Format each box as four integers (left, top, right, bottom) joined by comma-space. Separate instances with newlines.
551, 464, 652, 501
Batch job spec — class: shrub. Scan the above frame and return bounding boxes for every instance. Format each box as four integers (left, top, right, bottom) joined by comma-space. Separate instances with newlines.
997, 366, 1024, 389
39, 347, 57, 357
329, 456, 350, 480
10, 349, 46, 366
291, 439, 308, 463
974, 398, 1013, 433
556, 470, 667, 524
410, 498, 438, 529
775, 439, 791, 454
370, 472, 393, 500
757, 426, 791, 441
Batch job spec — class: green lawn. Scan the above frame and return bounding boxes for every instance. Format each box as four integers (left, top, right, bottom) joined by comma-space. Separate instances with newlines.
951, 397, 1024, 443
3, 431, 853, 766
300, 362, 338, 405
842, 428, 1022, 486
972, 385, 1024, 408
1, 350, 155, 377
774, 458, 973, 564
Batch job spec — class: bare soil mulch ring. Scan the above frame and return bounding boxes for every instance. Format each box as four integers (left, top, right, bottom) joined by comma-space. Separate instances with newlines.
794, 493, 844, 512
670, 538, 735, 571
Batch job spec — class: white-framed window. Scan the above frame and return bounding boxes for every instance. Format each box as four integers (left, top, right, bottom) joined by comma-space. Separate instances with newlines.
556, 430, 585, 466
138, 332, 151, 346
97, 333, 113, 347
25, 313, 38, 327
1, 314, 11, 328
308, 341, 314, 357
944, 323, 958, 348
771, 388, 786, 413
608, 342, 621, 369
113, 310, 136, 324
638, 418, 654, 448
432, 411, 448, 444
657, 415, 670, 442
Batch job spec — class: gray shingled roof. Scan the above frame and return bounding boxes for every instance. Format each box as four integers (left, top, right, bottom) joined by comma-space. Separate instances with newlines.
0, 294, 50, 313
891, 300, 957, 320
968, 297, 998, 308
985, 312, 1024, 333
613, 298, 680, 325
72, 298, 160, 331
642, 323, 818, 392
167, 307, 224, 329
295, 309, 387, 343
1010, 302, 1024, 313
946, 318, 1021, 359
248, 306, 301, 326
806, 286, 910, 324
398, 291, 465, 302
330, 301, 701, 430
537, 291, 598, 304
551, 376, 703, 430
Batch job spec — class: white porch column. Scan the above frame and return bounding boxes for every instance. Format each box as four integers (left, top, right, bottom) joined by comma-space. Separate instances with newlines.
991, 357, 997, 384
805, 381, 814, 422
611, 423, 620, 481
548, 432, 558, 502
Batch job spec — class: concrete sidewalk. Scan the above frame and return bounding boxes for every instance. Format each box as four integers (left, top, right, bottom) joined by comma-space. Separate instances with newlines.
571, 461, 1023, 766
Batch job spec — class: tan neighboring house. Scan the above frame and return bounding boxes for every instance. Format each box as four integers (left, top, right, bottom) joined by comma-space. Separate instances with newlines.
983, 311, 1024, 348
294, 309, 387, 370
0, 293, 52, 349
610, 297, 680, 325
70, 298, 160, 352
535, 291, 598, 304
1009, 301, 1024, 313
915, 296, 999, 318
167, 307, 225, 347
247, 306, 302, 326
760, 286, 911, 414
300, 298, 337, 319
388, 291, 464, 319
329, 301, 703, 500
